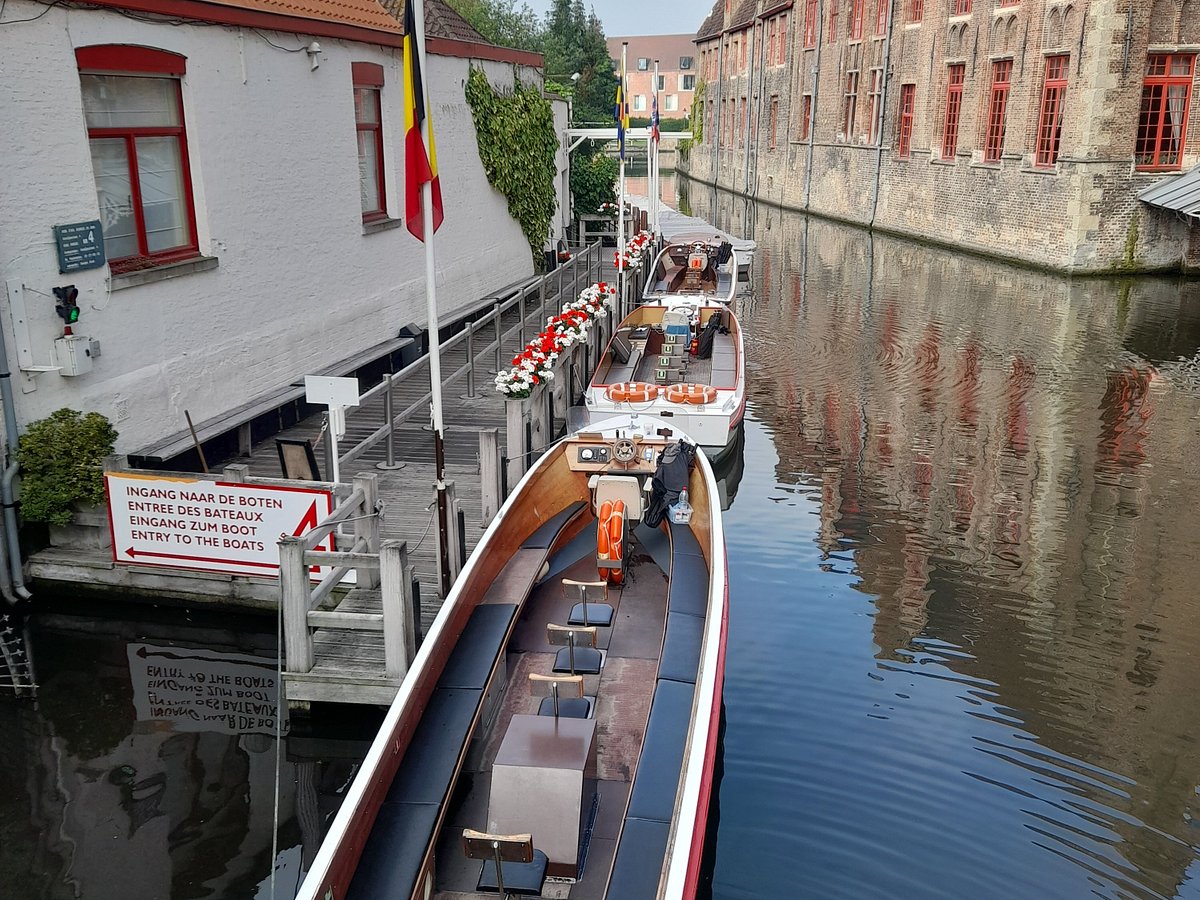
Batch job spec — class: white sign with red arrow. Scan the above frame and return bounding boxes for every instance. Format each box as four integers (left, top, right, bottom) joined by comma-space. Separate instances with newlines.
107, 473, 334, 577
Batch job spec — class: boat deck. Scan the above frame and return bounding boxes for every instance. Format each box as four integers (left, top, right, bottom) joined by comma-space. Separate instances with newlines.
598, 329, 738, 390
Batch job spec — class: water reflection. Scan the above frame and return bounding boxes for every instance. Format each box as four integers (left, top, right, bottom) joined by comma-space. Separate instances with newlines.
0, 607, 370, 899
684, 182, 1200, 899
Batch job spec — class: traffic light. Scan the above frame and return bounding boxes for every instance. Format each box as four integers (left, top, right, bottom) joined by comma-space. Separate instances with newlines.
52, 286, 80, 325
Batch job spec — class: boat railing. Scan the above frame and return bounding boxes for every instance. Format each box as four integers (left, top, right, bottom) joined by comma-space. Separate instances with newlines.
338, 241, 605, 472
278, 471, 418, 683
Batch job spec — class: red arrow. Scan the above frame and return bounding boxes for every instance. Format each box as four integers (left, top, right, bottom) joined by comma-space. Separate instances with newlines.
124, 547, 277, 569
292, 501, 319, 537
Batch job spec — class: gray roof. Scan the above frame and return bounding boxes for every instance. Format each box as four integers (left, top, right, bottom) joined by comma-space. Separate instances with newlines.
1138, 165, 1200, 220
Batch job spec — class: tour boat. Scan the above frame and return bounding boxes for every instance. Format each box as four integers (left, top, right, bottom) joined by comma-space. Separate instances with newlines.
643, 234, 741, 306
581, 300, 746, 461
295, 415, 728, 900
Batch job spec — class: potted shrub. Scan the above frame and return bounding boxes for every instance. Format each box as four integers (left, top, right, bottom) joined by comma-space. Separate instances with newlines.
18, 408, 118, 549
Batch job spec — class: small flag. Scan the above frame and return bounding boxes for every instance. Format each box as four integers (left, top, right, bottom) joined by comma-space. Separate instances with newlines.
651, 91, 660, 145
614, 74, 629, 160
403, 0, 444, 241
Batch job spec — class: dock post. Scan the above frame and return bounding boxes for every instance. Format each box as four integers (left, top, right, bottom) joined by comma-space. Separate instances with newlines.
380, 539, 411, 681
479, 429, 501, 528
223, 463, 249, 483
353, 473, 380, 589
435, 480, 462, 591
505, 395, 529, 486
530, 386, 549, 454
279, 536, 314, 674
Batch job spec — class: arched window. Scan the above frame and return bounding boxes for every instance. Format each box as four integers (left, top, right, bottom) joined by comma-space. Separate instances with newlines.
76, 45, 198, 272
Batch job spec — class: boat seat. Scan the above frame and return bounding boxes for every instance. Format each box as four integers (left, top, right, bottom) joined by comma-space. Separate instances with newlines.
528, 672, 593, 720
564, 578, 613, 627
658, 611, 705, 685
521, 500, 587, 549
590, 474, 644, 522
547, 624, 603, 676
626, 678, 696, 822
606, 817, 671, 900
462, 829, 548, 897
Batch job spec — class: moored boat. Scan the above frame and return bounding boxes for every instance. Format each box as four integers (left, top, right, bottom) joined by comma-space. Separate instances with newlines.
643, 235, 740, 306
295, 415, 728, 900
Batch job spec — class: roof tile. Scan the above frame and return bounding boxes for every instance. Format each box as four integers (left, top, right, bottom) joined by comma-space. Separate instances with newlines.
378, 0, 487, 42
204, 0, 402, 34
695, 1, 723, 41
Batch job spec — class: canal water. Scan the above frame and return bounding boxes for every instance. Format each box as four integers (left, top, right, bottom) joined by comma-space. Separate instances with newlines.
2, 184, 1199, 899
681, 183, 1200, 899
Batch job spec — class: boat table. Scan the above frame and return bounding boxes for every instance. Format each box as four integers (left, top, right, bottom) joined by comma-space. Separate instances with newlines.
487, 713, 598, 878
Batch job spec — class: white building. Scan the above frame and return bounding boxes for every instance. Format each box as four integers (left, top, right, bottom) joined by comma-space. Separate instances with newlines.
0, 0, 562, 457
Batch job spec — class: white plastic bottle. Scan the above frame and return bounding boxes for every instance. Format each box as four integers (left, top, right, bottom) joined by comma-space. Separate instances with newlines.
669, 488, 693, 525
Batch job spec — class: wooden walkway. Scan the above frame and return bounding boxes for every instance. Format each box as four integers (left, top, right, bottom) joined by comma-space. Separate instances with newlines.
245, 248, 624, 648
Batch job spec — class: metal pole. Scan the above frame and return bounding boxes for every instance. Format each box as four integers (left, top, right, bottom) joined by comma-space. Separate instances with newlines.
377, 374, 405, 470
540, 274, 548, 322
492, 301, 503, 373
464, 321, 477, 399
492, 843, 507, 897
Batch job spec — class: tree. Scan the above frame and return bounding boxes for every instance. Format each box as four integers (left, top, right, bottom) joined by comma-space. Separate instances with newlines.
447, 0, 542, 51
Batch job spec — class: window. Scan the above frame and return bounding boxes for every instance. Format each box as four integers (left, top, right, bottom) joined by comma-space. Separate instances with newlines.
665, 94, 679, 112
851, 0, 866, 40
767, 18, 777, 66
1035, 55, 1069, 167
770, 95, 780, 148
983, 58, 1012, 162
739, 35, 747, 70
941, 63, 965, 158
634, 94, 647, 111
353, 62, 386, 221
876, 0, 889, 35
952, 0, 971, 14
1136, 53, 1195, 170
680, 56, 693, 70
801, 93, 813, 140
739, 97, 746, 146
843, 70, 860, 139
656, 75, 666, 91
829, 1, 839, 42
637, 57, 650, 71
77, 46, 198, 272
908, 0, 923, 22
805, 0, 818, 48
897, 83, 915, 157
681, 74, 696, 91
868, 68, 884, 143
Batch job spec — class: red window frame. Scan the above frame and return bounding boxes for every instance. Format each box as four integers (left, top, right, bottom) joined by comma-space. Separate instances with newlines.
897, 83, 916, 157
952, 0, 971, 14
1136, 53, 1196, 171
843, 70, 860, 139
984, 58, 1012, 162
908, 0, 923, 23
941, 63, 965, 158
868, 68, 884, 143
353, 62, 387, 221
876, 0, 889, 35
850, 0, 866, 40
76, 45, 199, 274
1035, 54, 1069, 167
779, 13, 789, 61
770, 95, 780, 148
829, 0, 839, 42
801, 94, 813, 140
805, 0, 818, 47
769, 18, 779, 66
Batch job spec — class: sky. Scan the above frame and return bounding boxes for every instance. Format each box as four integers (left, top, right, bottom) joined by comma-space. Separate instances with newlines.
521, 0, 709, 37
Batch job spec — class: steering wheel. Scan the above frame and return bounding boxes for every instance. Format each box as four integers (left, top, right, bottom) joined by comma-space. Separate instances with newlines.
613, 437, 637, 464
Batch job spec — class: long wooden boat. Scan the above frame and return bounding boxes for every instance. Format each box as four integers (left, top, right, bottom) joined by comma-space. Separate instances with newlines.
295, 415, 728, 900
643, 235, 740, 306
581, 301, 746, 459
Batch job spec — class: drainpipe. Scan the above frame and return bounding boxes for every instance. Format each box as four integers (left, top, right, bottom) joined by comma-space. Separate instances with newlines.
0, 322, 30, 602
803, 0, 826, 210
714, 37, 725, 187
868, 0, 898, 226
742, 23, 757, 195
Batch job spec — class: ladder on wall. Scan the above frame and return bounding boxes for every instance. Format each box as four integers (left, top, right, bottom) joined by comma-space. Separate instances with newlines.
0, 613, 34, 698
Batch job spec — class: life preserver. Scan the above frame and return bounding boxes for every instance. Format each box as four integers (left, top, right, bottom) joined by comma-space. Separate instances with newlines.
605, 382, 660, 403
596, 499, 626, 584
665, 383, 718, 405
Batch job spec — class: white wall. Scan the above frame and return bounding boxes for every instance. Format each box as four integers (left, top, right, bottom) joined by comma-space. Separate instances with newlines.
0, 2, 538, 451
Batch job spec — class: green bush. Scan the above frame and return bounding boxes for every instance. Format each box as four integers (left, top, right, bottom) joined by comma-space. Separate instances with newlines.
18, 408, 117, 525
571, 145, 619, 215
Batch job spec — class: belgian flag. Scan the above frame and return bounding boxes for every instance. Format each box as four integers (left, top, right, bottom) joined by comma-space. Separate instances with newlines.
403, 0, 444, 241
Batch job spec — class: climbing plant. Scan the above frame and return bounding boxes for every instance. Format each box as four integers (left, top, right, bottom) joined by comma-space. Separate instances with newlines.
570, 143, 618, 215
18, 408, 117, 525
464, 68, 559, 260
692, 80, 706, 144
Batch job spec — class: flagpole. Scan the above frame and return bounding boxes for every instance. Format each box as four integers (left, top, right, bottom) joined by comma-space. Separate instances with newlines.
413, 0, 451, 596
618, 42, 627, 316
652, 58, 660, 238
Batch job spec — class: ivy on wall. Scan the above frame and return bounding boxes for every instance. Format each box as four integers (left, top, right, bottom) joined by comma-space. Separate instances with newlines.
692, 80, 706, 145
464, 68, 559, 260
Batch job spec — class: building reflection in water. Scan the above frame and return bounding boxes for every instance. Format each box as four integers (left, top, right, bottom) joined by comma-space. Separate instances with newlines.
683, 181, 1200, 898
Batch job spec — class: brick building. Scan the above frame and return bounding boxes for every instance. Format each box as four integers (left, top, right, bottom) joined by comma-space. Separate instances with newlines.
686, 0, 1200, 274
607, 34, 699, 120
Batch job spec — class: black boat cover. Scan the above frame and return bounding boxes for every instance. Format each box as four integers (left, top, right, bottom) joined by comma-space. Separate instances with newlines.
644, 441, 697, 528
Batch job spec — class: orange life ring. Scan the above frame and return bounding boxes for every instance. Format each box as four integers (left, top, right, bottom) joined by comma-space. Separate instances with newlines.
596, 499, 626, 584
665, 383, 718, 405
605, 381, 660, 403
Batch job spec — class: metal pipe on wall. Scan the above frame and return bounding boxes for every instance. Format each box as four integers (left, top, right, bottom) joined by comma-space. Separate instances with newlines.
0, 319, 31, 602
869, 0, 899, 227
